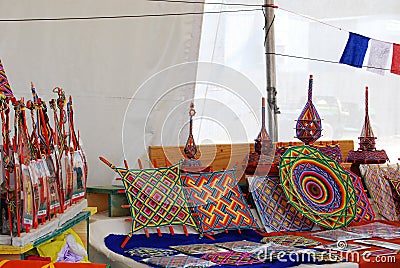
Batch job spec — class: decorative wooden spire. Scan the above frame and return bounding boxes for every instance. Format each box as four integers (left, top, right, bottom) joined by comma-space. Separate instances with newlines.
254, 97, 273, 155
358, 86, 376, 151
183, 102, 198, 159
295, 75, 322, 145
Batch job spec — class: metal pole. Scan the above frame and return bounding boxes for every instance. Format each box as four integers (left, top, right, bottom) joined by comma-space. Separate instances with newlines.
264, 0, 279, 142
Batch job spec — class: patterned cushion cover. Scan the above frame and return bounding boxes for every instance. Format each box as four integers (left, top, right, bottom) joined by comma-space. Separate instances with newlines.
249, 176, 314, 232
183, 169, 258, 234
347, 170, 375, 222
118, 163, 196, 234
361, 164, 400, 221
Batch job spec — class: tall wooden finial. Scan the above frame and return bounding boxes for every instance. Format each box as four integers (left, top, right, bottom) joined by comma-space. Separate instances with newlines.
359, 86, 376, 151
184, 102, 198, 159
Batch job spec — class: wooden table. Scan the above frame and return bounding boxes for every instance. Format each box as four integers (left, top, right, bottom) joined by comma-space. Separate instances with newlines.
0, 207, 96, 260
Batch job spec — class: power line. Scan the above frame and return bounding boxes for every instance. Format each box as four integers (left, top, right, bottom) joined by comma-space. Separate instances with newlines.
0, 8, 260, 22
147, 0, 260, 7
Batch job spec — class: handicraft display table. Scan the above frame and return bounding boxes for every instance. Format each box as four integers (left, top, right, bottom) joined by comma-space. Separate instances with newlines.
0, 207, 96, 260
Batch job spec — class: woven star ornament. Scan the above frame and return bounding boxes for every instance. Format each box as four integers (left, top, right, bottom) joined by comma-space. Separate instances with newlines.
279, 146, 357, 229
100, 158, 196, 235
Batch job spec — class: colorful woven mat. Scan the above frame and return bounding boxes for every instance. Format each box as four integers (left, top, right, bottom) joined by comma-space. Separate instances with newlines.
347, 222, 400, 239
311, 229, 371, 242
142, 254, 215, 268
249, 176, 314, 232
170, 244, 227, 255
280, 146, 357, 229
201, 251, 264, 266
124, 247, 178, 258
261, 235, 321, 247
214, 240, 264, 253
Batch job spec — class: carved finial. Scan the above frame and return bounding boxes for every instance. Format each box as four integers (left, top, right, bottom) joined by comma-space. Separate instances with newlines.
184, 102, 198, 159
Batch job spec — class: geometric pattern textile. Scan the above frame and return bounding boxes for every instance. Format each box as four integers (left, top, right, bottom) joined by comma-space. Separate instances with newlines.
183, 169, 258, 234
201, 251, 264, 266
280, 146, 357, 229
311, 229, 371, 242
346, 222, 400, 239
249, 176, 314, 232
124, 247, 178, 258
142, 255, 215, 268
273, 143, 343, 167
380, 164, 400, 196
101, 160, 196, 235
260, 235, 321, 247
362, 164, 400, 221
347, 170, 375, 222
0, 60, 13, 98
346, 150, 389, 163
214, 240, 264, 253
170, 244, 227, 255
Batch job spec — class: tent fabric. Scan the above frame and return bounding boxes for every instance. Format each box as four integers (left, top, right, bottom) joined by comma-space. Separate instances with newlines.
0, 1, 204, 186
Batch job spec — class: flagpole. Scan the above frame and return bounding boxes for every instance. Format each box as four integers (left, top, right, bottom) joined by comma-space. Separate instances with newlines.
264, 0, 279, 142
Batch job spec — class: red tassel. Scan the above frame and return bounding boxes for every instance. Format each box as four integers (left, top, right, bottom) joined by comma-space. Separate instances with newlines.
124, 159, 129, 169
138, 159, 143, 169
183, 225, 188, 236
238, 229, 242, 234
157, 227, 162, 237
144, 228, 150, 238
169, 225, 175, 236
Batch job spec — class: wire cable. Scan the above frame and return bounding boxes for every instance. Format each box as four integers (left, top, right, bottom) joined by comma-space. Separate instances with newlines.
147, 0, 260, 7
0, 8, 261, 22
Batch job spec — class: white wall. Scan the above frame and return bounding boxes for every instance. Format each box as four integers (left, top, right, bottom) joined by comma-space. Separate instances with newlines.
0, 0, 204, 185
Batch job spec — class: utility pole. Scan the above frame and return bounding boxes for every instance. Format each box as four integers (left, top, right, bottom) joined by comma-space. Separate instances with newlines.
264, 0, 279, 142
